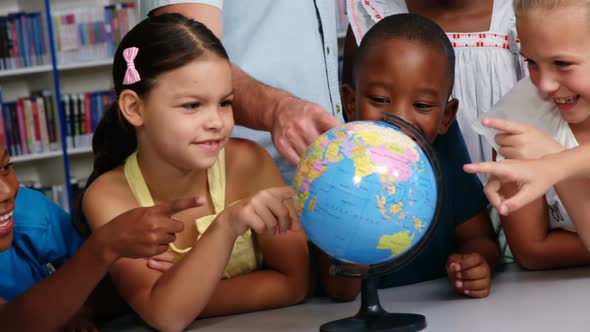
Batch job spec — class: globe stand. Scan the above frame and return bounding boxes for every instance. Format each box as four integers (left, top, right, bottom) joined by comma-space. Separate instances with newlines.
296, 115, 443, 332
319, 277, 426, 332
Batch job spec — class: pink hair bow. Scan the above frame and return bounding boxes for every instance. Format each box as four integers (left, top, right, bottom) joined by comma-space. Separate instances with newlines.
122, 47, 141, 85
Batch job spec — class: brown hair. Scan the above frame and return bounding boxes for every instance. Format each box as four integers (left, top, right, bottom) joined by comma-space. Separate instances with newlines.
74, 13, 228, 233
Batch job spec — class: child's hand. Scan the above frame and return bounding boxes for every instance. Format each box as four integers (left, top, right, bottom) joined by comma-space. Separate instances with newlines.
99, 197, 203, 261
147, 251, 175, 272
446, 253, 491, 298
464, 158, 560, 215
482, 118, 564, 160
219, 186, 295, 238
63, 305, 97, 332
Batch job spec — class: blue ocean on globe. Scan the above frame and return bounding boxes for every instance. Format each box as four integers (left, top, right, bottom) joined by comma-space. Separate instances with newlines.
293, 121, 438, 265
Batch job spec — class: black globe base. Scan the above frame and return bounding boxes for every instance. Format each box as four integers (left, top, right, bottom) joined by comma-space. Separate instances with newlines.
320, 312, 425, 332
319, 278, 426, 332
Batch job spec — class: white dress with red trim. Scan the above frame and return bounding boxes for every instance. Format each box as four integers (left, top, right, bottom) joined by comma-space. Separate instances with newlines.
346, 0, 527, 182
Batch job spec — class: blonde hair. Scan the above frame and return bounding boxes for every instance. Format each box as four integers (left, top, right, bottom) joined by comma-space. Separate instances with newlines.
514, 0, 590, 17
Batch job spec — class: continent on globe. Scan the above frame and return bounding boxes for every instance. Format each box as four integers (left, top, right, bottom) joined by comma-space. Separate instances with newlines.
377, 231, 415, 256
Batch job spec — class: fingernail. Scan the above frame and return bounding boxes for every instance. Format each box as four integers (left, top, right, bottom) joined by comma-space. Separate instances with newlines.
500, 205, 508, 215
456, 280, 463, 288
457, 272, 462, 279
464, 289, 470, 295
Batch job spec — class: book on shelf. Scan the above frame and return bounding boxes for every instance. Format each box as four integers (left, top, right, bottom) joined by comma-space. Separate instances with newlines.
0, 91, 59, 157
52, 3, 138, 65
62, 90, 114, 150
0, 88, 114, 157
21, 182, 71, 211
0, 11, 49, 71
0, 88, 62, 157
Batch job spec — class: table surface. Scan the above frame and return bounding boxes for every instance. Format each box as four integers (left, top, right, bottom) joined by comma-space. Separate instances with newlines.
103, 265, 590, 331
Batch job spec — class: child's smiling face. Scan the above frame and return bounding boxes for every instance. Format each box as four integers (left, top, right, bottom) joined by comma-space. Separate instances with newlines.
127, 55, 235, 172
0, 145, 18, 252
344, 37, 457, 142
517, 5, 590, 127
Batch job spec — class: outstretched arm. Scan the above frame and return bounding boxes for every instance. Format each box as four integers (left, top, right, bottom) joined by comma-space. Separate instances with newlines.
0, 197, 197, 332
84, 182, 240, 332
198, 140, 310, 316
84, 151, 298, 332
465, 144, 590, 215
0, 234, 115, 332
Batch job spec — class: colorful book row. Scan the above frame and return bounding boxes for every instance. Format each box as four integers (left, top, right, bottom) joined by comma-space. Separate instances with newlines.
0, 90, 58, 157
0, 11, 49, 70
61, 90, 115, 149
52, 3, 138, 64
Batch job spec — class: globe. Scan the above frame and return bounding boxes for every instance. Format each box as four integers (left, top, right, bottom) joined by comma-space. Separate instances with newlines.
293, 116, 442, 332
293, 118, 442, 269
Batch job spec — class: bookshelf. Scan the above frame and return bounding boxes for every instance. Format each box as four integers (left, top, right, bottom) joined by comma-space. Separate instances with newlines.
0, 0, 136, 210
1, 0, 345, 211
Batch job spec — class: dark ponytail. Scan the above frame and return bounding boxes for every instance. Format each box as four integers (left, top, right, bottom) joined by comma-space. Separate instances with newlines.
74, 13, 229, 233
86, 103, 137, 187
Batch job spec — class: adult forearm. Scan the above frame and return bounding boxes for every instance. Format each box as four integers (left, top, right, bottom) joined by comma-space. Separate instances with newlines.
0, 236, 113, 332
231, 65, 290, 131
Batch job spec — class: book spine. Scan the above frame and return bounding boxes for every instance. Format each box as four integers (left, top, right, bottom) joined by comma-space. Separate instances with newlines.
36, 95, 49, 152
2, 103, 11, 155
15, 100, 27, 155
22, 98, 34, 153
0, 89, 5, 147
104, 6, 113, 56
30, 97, 41, 153
8, 15, 20, 68
42, 91, 58, 150
8, 103, 20, 155
63, 94, 73, 149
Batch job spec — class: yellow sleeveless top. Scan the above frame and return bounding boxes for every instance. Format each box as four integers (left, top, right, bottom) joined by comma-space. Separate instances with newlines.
123, 149, 262, 279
